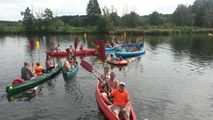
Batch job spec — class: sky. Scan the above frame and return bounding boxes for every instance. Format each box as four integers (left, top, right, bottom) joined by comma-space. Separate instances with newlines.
0, 0, 195, 21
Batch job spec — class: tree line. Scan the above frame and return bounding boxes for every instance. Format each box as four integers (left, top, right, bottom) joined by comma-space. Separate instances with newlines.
0, 0, 213, 34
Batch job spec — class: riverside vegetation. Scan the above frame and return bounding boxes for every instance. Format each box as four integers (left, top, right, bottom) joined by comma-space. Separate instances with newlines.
0, 0, 213, 35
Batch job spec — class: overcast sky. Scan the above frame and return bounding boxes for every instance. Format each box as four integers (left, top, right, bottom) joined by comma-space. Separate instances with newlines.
0, 0, 195, 21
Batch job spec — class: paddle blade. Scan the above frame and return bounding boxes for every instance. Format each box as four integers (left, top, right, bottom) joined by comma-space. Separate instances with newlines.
96, 40, 106, 62
36, 39, 40, 49
74, 35, 79, 50
28, 37, 34, 50
84, 33, 87, 39
80, 60, 93, 73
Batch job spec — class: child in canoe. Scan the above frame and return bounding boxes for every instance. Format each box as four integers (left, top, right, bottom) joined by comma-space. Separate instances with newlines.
110, 54, 122, 61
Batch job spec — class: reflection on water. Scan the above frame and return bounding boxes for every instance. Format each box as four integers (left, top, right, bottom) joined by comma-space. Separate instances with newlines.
0, 34, 213, 120
64, 78, 83, 104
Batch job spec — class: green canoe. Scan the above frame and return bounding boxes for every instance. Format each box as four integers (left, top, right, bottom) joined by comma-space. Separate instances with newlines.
62, 65, 79, 80
6, 62, 62, 95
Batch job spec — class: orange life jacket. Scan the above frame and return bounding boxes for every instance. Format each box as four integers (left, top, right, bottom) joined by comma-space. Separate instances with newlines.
34, 65, 43, 76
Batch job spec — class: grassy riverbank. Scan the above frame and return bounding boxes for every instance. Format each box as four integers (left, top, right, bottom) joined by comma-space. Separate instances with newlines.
0, 24, 213, 35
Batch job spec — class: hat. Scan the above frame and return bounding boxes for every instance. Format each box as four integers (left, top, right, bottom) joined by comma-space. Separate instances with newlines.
119, 82, 125, 87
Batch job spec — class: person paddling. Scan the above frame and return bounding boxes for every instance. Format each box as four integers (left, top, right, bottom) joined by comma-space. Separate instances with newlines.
100, 72, 119, 105
63, 55, 77, 72
55, 44, 61, 52
98, 66, 110, 90
45, 55, 55, 72
21, 61, 36, 81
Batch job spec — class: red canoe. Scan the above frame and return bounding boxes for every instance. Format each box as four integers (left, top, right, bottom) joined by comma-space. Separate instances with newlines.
107, 58, 128, 66
46, 49, 96, 57
96, 81, 137, 120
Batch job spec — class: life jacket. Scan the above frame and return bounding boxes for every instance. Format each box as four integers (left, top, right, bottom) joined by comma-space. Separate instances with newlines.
34, 65, 43, 76
12, 78, 25, 85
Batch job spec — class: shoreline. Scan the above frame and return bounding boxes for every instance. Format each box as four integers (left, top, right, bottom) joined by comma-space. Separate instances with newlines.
0, 27, 213, 35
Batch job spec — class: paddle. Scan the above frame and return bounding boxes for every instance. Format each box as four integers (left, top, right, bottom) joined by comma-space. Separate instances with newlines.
36, 38, 40, 63
80, 60, 104, 82
84, 33, 87, 40
80, 60, 104, 75
80, 60, 111, 93
74, 35, 79, 51
28, 37, 34, 67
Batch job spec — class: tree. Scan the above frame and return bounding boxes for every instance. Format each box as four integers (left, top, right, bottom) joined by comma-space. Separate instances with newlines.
43, 8, 53, 20
121, 11, 141, 28
110, 12, 121, 26
149, 11, 162, 26
96, 16, 112, 33
172, 4, 193, 26
21, 7, 35, 33
86, 0, 101, 16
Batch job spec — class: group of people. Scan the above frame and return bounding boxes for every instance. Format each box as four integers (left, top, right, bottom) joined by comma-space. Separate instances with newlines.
55, 44, 84, 54
105, 41, 120, 48
20, 55, 55, 81
98, 66, 130, 120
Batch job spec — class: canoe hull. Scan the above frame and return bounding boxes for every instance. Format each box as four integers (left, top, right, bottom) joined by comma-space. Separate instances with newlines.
62, 65, 79, 80
123, 42, 144, 47
46, 49, 96, 57
115, 47, 146, 58
6, 62, 62, 95
96, 81, 137, 120
107, 58, 128, 66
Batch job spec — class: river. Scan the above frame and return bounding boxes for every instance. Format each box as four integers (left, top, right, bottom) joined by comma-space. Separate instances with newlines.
0, 34, 213, 120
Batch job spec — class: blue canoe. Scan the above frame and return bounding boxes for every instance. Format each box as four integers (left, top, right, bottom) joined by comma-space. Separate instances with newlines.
115, 47, 146, 58
105, 47, 115, 51
62, 65, 79, 80
123, 42, 144, 47
105, 42, 144, 51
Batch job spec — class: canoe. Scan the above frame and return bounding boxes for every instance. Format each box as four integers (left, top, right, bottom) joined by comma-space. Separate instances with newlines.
115, 47, 146, 58
105, 47, 115, 51
6, 62, 62, 95
105, 42, 144, 51
46, 49, 96, 57
96, 81, 137, 120
123, 42, 144, 47
107, 58, 128, 66
62, 64, 79, 80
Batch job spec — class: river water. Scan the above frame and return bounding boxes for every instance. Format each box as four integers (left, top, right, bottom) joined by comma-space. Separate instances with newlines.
0, 34, 213, 120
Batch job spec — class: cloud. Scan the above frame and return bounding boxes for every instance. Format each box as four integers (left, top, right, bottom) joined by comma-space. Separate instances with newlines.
0, 0, 195, 21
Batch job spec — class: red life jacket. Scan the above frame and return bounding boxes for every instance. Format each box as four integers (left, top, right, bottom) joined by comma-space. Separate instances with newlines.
34, 65, 43, 76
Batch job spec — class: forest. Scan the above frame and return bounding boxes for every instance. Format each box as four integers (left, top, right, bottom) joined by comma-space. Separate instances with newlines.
0, 0, 212, 35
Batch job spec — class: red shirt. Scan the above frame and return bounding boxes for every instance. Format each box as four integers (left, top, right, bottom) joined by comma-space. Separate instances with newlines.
111, 89, 129, 107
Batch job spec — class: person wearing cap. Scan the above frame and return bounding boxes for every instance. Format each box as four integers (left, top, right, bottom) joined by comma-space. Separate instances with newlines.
100, 72, 119, 105
21, 61, 36, 80
109, 82, 130, 120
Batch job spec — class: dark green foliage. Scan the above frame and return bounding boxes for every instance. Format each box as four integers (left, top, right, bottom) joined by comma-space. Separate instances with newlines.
86, 0, 101, 16
172, 4, 194, 26
21, 7, 35, 33
121, 11, 142, 28
96, 16, 112, 33
149, 11, 163, 26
